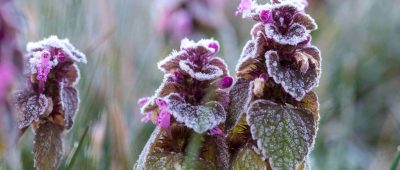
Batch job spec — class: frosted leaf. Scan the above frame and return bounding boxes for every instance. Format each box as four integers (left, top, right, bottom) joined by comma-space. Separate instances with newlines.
179, 60, 223, 81
135, 127, 216, 170
33, 122, 64, 170
203, 135, 230, 170
157, 50, 187, 73
225, 78, 254, 131
140, 75, 183, 114
265, 23, 309, 45
61, 64, 80, 86
236, 41, 266, 78
180, 38, 219, 54
14, 90, 48, 128
158, 38, 222, 74
208, 57, 229, 75
293, 13, 317, 31
61, 86, 79, 129
231, 143, 268, 170
265, 50, 320, 101
299, 92, 319, 126
166, 93, 226, 133
246, 100, 316, 170
250, 23, 266, 39
27, 35, 87, 64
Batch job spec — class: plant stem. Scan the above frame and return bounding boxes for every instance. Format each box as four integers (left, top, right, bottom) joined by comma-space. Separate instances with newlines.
390, 146, 400, 170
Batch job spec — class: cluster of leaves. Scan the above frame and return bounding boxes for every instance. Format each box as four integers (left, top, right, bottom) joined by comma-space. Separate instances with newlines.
138, 0, 321, 169
154, 0, 226, 41
13, 36, 86, 170
227, 0, 320, 169
136, 38, 232, 169
0, 0, 23, 161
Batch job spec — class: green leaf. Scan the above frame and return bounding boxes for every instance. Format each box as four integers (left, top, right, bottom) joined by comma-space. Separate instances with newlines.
33, 122, 65, 170
135, 127, 216, 170
231, 143, 268, 170
247, 100, 316, 170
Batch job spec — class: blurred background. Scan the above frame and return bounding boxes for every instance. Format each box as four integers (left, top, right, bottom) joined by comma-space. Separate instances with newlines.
1, 0, 400, 169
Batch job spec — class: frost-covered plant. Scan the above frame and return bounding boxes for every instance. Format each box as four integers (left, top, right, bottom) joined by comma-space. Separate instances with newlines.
13, 36, 86, 170
135, 38, 232, 169
154, 0, 226, 41
227, 0, 321, 169
0, 0, 23, 160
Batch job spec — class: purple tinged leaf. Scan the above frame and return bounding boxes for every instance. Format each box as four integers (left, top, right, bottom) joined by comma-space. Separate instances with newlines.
33, 122, 64, 170
293, 13, 318, 31
225, 78, 254, 132
265, 50, 320, 101
265, 23, 309, 46
62, 64, 80, 86
61, 86, 79, 129
246, 100, 316, 170
208, 57, 229, 75
210, 90, 229, 110
179, 60, 224, 81
166, 93, 226, 133
14, 90, 49, 129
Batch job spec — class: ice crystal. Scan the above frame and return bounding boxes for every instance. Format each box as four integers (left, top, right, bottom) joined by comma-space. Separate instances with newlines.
246, 100, 316, 170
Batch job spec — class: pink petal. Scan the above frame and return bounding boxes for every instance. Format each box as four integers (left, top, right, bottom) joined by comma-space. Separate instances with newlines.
210, 127, 225, 136
141, 112, 152, 122
156, 98, 168, 110
156, 110, 171, 129
138, 97, 150, 106
218, 76, 233, 89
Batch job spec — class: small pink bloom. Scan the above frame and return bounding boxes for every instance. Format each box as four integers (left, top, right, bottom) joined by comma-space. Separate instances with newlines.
156, 98, 168, 110
141, 112, 152, 122
208, 42, 219, 54
218, 76, 233, 89
260, 10, 273, 24
156, 110, 171, 129
138, 97, 150, 106
209, 127, 225, 136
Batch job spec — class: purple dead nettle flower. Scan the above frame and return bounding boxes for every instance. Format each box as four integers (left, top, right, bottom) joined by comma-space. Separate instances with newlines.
136, 38, 231, 170
154, 0, 226, 40
227, 0, 320, 169
13, 35, 86, 170
236, 0, 319, 101
139, 38, 231, 134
